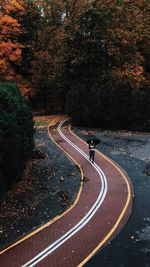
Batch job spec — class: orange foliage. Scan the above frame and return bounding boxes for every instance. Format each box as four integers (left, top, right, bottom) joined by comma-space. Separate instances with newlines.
0, 0, 24, 82
16, 75, 36, 98
1, 0, 25, 15
112, 64, 145, 87
97, 0, 149, 88
0, 15, 21, 38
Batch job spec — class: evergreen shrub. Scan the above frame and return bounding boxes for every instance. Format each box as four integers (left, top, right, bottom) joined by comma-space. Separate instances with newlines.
0, 82, 34, 199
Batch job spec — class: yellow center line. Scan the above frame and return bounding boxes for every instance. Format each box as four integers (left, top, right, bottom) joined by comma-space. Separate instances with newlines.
0, 122, 83, 255
68, 126, 133, 267
0, 120, 133, 267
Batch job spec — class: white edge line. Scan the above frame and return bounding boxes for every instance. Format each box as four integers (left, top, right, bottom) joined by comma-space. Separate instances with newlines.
21, 119, 107, 267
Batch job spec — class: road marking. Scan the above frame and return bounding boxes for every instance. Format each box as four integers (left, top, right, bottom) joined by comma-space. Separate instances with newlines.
0, 120, 83, 255
22, 119, 108, 267
68, 125, 133, 267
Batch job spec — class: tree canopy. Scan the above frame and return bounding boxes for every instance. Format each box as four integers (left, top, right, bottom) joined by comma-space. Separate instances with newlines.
0, 0, 24, 80
0, 0, 150, 130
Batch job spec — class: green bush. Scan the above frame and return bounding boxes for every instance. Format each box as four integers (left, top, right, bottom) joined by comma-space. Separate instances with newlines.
0, 82, 34, 198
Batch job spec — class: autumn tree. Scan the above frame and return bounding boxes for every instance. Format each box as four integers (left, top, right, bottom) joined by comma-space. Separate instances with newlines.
1, 0, 149, 129
28, 0, 64, 110
94, 0, 150, 88
64, 6, 107, 123
65, 0, 150, 130
0, 0, 24, 81
17, 0, 91, 110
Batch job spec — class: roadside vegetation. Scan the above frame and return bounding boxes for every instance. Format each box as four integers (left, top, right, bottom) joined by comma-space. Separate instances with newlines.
0, 1, 149, 198
0, 2, 149, 254
0, 0, 149, 131
0, 82, 34, 199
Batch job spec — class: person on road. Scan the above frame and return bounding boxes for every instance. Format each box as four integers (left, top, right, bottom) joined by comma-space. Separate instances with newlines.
89, 140, 95, 163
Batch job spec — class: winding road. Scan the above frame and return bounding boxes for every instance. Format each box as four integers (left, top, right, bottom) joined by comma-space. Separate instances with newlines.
0, 119, 133, 267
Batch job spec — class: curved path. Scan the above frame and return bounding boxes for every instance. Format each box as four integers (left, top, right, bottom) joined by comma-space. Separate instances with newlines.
0, 119, 133, 267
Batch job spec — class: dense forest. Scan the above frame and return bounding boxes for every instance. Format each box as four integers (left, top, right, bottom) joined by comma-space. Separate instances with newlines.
0, 0, 149, 130
0, 0, 150, 196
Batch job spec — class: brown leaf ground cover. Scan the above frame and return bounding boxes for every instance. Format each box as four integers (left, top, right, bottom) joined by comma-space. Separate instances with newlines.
73, 127, 150, 267
34, 114, 68, 127
0, 115, 79, 251
0, 115, 150, 260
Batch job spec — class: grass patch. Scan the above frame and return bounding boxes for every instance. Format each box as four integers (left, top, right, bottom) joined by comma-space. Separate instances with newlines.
35, 120, 49, 127
34, 115, 69, 128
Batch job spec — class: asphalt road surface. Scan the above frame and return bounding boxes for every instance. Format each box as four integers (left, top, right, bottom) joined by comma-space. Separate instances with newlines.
74, 128, 150, 267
